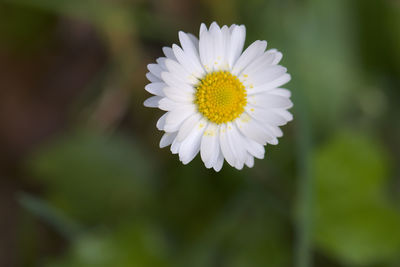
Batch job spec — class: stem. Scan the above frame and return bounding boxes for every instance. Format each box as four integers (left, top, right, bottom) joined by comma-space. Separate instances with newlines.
294, 88, 313, 267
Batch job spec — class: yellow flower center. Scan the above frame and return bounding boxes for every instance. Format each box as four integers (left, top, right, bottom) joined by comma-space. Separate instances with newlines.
195, 71, 247, 124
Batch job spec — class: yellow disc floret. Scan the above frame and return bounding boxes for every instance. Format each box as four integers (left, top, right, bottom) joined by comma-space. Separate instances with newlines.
195, 71, 247, 124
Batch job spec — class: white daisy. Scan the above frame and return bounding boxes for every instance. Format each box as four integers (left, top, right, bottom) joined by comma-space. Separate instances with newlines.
144, 22, 293, 171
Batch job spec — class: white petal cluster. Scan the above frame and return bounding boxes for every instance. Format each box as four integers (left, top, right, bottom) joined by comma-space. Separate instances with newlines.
144, 22, 293, 171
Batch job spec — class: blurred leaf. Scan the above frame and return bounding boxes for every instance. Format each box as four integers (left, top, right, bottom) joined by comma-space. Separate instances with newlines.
178, 189, 291, 267
286, 0, 362, 131
47, 222, 171, 267
155, 160, 246, 244
222, 201, 291, 267
313, 131, 400, 265
18, 193, 81, 240
241, 0, 365, 132
356, 0, 400, 77
27, 130, 156, 225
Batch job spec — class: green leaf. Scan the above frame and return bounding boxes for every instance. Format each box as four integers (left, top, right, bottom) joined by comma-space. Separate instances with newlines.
223, 206, 291, 267
178, 190, 291, 267
27, 130, 156, 225
313, 131, 400, 265
18, 193, 81, 240
46, 222, 171, 267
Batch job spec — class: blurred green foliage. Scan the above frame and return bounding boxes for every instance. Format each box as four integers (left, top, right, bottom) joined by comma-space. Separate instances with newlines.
48, 223, 171, 267
0, 0, 399, 266
28, 131, 155, 225
313, 132, 400, 265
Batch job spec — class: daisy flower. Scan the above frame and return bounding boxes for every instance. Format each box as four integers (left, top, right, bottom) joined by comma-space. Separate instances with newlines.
144, 22, 293, 171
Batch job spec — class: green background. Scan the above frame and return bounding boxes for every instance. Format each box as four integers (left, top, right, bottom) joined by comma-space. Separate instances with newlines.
0, 0, 399, 266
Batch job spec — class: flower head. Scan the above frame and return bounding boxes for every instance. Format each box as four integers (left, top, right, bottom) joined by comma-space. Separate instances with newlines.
144, 22, 293, 171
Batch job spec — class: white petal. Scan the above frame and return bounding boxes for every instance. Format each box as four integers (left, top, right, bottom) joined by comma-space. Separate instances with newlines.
219, 124, 236, 167
213, 150, 224, 172
249, 118, 281, 143
209, 22, 225, 69
164, 59, 198, 85
145, 82, 165, 96
162, 47, 176, 60
199, 28, 214, 72
268, 137, 279, 145
247, 93, 293, 109
161, 71, 194, 93
156, 113, 167, 130
219, 25, 231, 70
178, 31, 204, 74
245, 154, 254, 168
178, 119, 207, 164
239, 50, 277, 79
243, 65, 287, 87
158, 98, 180, 111
272, 51, 283, 65
160, 132, 177, 148
235, 113, 275, 144
156, 57, 167, 70
172, 44, 204, 78
200, 123, 220, 168
246, 105, 288, 126
164, 105, 196, 132
227, 25, 246, 69
271, 109, 293, 121
171, 138, 181, 154
269, 88, 291, 98
200, 23, 207, 35
245, 137, 265, 159
241, 112, 283, 145
146, 72, 161, 83
232, 40, 267, 75
176, 113, 202, 142
249, 74, 291, 94
163, 86, 194, 103
147, 63, 163, 79
187, 33, 199, 50
264, 124, 283, 138
227, 123, 247, 170
143, 96, 162, 108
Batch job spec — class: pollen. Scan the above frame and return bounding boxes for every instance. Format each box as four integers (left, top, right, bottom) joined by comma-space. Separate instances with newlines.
195, 71, 247, 124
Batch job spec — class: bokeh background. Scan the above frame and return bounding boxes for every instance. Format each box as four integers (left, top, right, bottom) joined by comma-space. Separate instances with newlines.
1, 0, 400, 266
